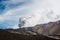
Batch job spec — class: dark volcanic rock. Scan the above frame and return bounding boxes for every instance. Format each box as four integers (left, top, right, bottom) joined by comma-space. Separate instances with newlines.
0, 29, 57, 40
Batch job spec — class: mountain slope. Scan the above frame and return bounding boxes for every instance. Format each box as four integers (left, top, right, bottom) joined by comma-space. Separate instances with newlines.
0, 29, 57, 40
0, 20, 60, 40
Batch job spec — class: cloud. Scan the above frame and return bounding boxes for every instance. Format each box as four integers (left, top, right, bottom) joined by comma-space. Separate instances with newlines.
0, 0, 60, 29
20, 0, 60, 27
0, 0, 31, 29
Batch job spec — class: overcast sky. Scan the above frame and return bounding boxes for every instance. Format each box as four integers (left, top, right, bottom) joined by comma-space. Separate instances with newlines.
0, 0, 60, 29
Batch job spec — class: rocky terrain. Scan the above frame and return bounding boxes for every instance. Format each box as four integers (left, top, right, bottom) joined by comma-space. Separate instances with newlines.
34, 20, 60, 35
0, 20, 60, 40
0, 29, 57, 40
